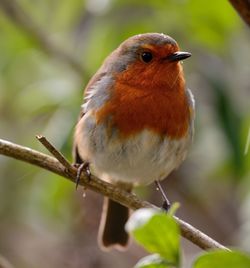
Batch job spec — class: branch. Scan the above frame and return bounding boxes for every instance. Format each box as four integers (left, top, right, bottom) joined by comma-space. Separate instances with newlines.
229, 0, 250, 26
0, 138, 229, 251
0, 0, 84, 76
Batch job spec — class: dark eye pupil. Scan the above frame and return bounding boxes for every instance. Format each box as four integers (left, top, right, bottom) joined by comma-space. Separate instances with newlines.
141, 52, 153, 63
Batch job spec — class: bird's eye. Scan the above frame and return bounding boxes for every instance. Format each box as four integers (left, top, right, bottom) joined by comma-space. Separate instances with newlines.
140, 52, 153, 63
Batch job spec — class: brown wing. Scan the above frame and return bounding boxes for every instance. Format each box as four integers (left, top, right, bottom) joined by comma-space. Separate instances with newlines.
72, 70, 107, 164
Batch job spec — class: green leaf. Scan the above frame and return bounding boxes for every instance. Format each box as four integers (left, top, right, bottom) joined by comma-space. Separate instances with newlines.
126, 208, 180, 266
134, 254, 173, 268
193, 250, 250, 268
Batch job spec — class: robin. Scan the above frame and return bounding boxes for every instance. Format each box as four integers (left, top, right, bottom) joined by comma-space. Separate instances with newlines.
73, 33, 195, 250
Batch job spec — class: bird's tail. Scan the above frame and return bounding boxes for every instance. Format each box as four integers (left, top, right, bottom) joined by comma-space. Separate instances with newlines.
98, 183, 132, 250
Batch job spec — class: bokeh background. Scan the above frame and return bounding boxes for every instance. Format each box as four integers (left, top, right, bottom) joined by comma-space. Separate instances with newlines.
0, 0, 250, 267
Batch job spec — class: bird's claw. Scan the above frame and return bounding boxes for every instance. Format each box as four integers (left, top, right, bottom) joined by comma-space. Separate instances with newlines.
155, 180, 171, 212
162, 200, 171, 212
74, 162, 91, 190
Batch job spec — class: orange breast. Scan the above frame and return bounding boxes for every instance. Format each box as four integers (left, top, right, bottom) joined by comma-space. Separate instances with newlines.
96, 60, 191, 139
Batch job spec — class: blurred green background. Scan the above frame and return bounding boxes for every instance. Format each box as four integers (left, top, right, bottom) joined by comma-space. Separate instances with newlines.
0, 0, 250, 267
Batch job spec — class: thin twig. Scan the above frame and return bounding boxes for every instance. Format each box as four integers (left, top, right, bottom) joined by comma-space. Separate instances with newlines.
0, 138, 230, 251
36, 135, 72, 171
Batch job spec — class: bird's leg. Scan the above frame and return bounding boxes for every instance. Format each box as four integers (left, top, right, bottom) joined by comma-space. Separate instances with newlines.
154, 180, 171, 211
74, 162, 91, 190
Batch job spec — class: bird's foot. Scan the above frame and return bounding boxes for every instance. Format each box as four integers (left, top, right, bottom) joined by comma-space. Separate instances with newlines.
74, 162, 91, 190
154, 180, 171, 212
162, 200, 171, 211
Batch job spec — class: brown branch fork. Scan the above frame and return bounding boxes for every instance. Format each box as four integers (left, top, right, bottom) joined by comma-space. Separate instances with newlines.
0, 137, 229, 251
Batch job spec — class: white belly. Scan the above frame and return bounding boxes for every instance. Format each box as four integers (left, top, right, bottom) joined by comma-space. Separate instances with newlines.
76, 113, 192, 186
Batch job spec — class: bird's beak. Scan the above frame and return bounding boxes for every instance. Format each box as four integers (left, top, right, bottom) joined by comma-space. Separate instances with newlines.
165, 51, 191, 62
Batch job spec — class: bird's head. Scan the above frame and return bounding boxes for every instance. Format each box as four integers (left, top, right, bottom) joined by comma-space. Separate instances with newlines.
105, 33, 191, 90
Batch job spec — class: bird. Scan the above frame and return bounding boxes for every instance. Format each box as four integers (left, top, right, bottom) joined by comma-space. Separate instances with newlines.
73, 33, 195, 250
